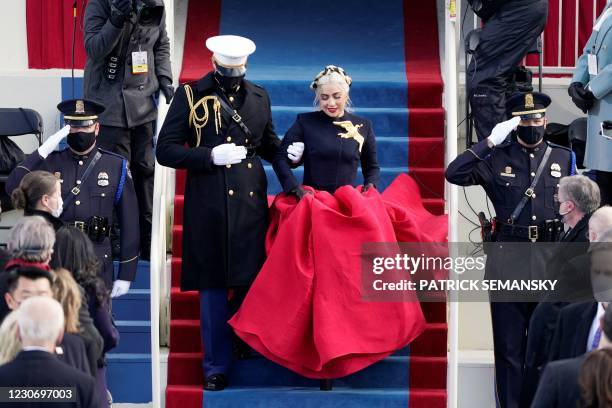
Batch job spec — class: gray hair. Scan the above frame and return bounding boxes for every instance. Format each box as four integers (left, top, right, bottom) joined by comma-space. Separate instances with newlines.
7, 216, 55, 262
0, 311, 21, 364
590, 206, 612, 240
17, 297, 64, 347
559, 175, 600, 214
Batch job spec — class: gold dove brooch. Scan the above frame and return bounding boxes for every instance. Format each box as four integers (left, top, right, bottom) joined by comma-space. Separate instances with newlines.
333, 120, 364, 152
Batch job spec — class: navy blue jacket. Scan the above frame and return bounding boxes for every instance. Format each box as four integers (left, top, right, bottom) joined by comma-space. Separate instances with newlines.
6, 147, 140, 286
445, 137, 575, 231
273, 111, 380, 193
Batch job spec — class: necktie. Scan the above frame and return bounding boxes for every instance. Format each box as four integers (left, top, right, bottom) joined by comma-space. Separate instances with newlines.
590, 327, 602, 351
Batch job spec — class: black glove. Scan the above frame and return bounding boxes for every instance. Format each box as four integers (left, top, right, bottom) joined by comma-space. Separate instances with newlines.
363, 183, 375, 193
290, 186, 308, 201
159, 77, 175, 104
110, 0, 132, 28
568, 82, 594, 114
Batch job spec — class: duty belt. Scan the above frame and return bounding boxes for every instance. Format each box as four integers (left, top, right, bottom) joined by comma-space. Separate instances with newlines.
497, 219, 563, 242
70, 216, 110, 243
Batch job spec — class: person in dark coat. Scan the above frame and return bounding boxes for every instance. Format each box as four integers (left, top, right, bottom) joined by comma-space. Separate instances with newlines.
273, 65, 380, 197
548, 302, 600, 362
156, 35, 281, 391
6, 99, 140, 298
0, 297, 100, 408
445, 92, 575, 408
467, 0, 548, 142
521, 175, 600, 406
530, 355, 586, 408
10, 170, 65, 231
51, 226, 119, 408
84, 0, 173, 258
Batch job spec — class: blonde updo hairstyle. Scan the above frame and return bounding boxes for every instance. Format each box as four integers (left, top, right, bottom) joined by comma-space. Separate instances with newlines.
11, 171, 59, 211
310, 65, 353, 112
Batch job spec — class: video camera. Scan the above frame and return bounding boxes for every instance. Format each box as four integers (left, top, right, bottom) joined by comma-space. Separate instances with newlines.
133, 0, 164, 27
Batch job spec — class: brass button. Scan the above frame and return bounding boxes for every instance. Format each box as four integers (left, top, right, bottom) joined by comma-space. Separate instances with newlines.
76, 200, 81, 205
505, 182, 510, 186
101, 193, 106, 197
226, 136, 232, 142
531, 193, 536, 198
229, 96, 235, 102
226, 164, 232, 169
79, 160, 84, 165
530, 172, 535, 177
228, 189, 234, 196
247, 163, 252, 169
76, 180, 81, 185
529, 154, 534, 158
532, 215, 537, 220
104, 254, 108, 258
249, 191, 254, 197
245, 139, 249, 143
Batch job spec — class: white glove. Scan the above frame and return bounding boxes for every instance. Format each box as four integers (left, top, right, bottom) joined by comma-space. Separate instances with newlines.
211, 143, 247, 166
287, 142, 304, 164
111, 279, 131, 298
38, 125, 70, 158
487, 116, 521, 146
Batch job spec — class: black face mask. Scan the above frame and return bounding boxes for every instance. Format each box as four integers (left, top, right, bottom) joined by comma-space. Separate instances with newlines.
67, 131, 96, 153
517, 125, 545, 145
214, 71, 245, 92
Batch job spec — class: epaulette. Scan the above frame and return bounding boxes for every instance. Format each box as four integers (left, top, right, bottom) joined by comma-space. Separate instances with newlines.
545, 140, 573, 153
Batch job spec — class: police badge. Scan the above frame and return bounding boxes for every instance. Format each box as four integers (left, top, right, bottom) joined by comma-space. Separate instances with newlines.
550, 163, 561, 178
98, 171, 110, 186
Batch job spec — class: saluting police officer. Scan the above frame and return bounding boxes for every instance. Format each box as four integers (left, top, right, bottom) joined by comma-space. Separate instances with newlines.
6, 99, 140, 298
156, 35, 281, 391
446, 92, 576, 408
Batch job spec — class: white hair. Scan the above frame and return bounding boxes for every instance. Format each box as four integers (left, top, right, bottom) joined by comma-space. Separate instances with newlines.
7, 216, 55, 262
590, 206, 612, 240
0, 311, 21, 364
17, 297, 64, 347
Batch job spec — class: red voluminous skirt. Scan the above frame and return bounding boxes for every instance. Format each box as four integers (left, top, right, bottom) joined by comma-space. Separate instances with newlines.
228, 174, 447, 378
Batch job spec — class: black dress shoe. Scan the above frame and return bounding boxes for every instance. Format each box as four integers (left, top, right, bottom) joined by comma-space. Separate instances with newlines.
203, 374, 228, 391
319, 379, 333, 391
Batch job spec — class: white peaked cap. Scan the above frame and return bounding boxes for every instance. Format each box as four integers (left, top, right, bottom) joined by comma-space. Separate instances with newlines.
206, 35, 256, 66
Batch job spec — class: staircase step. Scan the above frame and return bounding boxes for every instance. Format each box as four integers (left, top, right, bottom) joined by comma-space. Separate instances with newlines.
167, 352, 446, 389
408, 137, 444, 169
410, 323, 447, 357
171, 256, 182, 287
251, 79, 408, 109
170, 288, 199, 320
202, 386, 409, 408
422, 302, 446, 323
106, 353, 152, 403
109, 320, 151, 354
172, 225, 183, 258
169, 319, 200, 353
111, 289, 151, 321
409, 108, 445, 138
174, 195, 184, 225
165, 385, 202, 408
113, 261, 150, 290
272, 106, 408, 138
410, 389, 448, 408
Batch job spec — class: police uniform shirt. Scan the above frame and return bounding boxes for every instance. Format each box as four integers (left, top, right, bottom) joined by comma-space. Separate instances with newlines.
6, 147, 140, 286
445, 136, 576, 233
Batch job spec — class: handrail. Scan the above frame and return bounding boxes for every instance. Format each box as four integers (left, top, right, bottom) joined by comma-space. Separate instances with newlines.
445, 1, 460, 408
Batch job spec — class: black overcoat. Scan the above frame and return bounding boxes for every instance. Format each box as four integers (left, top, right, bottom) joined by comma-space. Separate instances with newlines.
156, 72, 280, 290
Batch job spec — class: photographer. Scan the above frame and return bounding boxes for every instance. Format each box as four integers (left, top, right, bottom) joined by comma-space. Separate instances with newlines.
467, 0, 548, 142
83, 0, 173, 260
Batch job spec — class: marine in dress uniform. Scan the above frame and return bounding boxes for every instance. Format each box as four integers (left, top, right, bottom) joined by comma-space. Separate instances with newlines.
6, 99, 140, 297
445, 92, 576, 408
156, 35, 281, 391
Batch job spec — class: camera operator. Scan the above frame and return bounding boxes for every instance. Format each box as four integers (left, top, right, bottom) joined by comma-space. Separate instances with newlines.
467, 0, 548, 142
83, 0, 173, 260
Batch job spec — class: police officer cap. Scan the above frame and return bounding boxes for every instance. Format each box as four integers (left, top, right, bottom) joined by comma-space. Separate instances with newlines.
57, 99, 105, 127
206, 35, 256, 67
506, 92, 551, 120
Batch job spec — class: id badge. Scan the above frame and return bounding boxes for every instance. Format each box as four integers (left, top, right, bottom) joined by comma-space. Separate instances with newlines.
588, 53, 598, 76
132, 51, 148, 74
